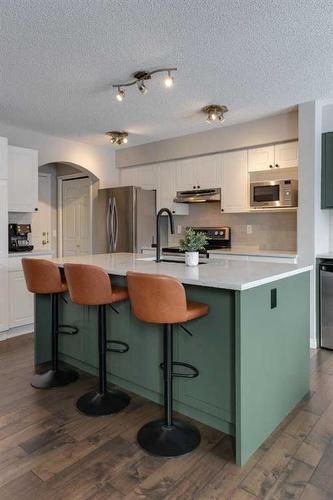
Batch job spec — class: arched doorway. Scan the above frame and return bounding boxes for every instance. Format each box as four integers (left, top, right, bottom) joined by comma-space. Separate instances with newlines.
35, 162, 99, 257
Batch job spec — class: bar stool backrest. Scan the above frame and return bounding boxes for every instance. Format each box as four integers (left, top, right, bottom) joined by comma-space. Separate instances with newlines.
22, 258, 65, 294
64, 263, 113, 306
127, 271, 188, 324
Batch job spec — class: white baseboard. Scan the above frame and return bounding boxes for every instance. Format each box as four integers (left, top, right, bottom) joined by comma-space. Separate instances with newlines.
310, 338, 318, 349
0, 324, 33, 341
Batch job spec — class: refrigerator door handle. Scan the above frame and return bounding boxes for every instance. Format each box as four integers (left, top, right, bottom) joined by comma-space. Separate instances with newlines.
106, 197, 112, 252
110, 197, 116, 252
114, 197, 119, 251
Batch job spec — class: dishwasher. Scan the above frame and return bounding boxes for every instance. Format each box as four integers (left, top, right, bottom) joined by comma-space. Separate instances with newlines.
320, 261, 333, 349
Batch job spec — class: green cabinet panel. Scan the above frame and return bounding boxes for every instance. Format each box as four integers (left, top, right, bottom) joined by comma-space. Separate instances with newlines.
176, 285, 235, 423
235, 272, 310, 465
321, 132, 333, 208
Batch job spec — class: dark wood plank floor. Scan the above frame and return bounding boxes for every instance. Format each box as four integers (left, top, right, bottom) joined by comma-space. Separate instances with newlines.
0, 335, 332, 499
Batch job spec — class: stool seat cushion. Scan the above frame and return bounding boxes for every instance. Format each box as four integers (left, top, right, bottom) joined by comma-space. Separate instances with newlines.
185, 300, 209, 322
111, 285, 129, 303
64, 263, 128, 306
127, 271, 208, 324
22, 258, 67, 295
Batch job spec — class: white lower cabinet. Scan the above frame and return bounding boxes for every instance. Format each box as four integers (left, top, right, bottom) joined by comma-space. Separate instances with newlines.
8, 254, 52, 332
0, 259, 8, 333
9, 271, 34, 328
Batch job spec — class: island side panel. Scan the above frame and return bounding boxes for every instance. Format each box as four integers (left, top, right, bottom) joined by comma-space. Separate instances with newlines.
235, 271, 310, 466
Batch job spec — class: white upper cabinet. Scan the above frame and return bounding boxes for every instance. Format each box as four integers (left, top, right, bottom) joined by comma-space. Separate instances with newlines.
175, 156, 221, 191
175, 158, 197, 191
221, 150, 248, 213
8, 146, 38, 212
158, 162, 189, 215
248, 146, 275, 172
120, 165, 157, 190
248, 141, 298, 172
274, 141, 298, 169
0, 137, 8, 180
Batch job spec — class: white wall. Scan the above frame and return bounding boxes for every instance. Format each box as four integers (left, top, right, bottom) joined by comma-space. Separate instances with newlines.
298, 101, 330, 347
0, 121, 118, 188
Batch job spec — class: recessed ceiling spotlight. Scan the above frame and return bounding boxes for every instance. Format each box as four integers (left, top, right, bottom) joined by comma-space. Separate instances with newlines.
112, 67, 177, 100
105, 131, 128, 145
202, 105, 229, 124
116, 87, 125, 102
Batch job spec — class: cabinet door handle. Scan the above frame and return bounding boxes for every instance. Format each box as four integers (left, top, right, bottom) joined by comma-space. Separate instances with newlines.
198, 185, 201, 189
275, 164, 279, 168
193, 186, 196, 189
221, 208, 224, 212
269, 165, 273, 168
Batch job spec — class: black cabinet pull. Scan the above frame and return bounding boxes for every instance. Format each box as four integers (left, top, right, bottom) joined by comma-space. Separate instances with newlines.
269, 165, 273, 169
275, 164, 279, 168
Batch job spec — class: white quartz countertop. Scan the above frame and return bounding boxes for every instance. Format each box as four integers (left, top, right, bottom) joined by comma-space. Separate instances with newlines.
9, 250, 52, 258
47, 253, 312, 291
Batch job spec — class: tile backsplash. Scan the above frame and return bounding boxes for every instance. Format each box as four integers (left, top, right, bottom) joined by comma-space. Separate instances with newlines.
168, 204, 297, 251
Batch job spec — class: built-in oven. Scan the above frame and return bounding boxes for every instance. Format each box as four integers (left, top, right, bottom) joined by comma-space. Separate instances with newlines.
250, 179, 298, 209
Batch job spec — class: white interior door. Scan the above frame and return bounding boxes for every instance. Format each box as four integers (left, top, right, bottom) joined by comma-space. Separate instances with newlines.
32, 174, 52, 252
62, 177, 92, 257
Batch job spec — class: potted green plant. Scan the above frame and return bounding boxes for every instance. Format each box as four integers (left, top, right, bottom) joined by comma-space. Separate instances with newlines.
179, 228, 208, 266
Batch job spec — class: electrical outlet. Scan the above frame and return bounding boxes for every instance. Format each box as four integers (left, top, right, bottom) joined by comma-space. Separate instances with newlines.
177, 225, 182, 234
246, 225, 252, 234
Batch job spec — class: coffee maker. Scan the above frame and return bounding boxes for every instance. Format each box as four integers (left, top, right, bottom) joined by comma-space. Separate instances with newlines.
8, 224, 34, 252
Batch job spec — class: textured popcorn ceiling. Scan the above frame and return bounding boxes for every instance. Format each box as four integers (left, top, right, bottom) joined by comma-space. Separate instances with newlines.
1, 0, 333, 147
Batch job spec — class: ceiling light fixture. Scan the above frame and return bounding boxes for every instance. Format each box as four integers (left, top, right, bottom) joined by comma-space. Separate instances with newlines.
202, 105, 229, 124
105, 131, 128, 145
112, 67, 177, 100
164, 70, 174, 88
137, 80, 148, 95
116, 87, 125, 102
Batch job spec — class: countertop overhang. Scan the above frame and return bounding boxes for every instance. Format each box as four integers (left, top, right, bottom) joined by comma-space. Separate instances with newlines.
46, 253, 312, 291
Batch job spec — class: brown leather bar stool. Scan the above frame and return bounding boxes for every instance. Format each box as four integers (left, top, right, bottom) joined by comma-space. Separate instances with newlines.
64, 263, 130, 416
127, 271, 208, 457
22, 258, 79, 389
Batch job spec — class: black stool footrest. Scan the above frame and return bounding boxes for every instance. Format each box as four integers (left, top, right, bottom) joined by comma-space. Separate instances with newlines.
159, 361, 199, 378
107, 340, 129, 353
58, 324, 79, 336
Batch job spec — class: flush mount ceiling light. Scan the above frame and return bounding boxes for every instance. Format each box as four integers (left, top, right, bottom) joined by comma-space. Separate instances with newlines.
105, 131, 128, 145
202, 104, 229, 124
113, 68, 177, 101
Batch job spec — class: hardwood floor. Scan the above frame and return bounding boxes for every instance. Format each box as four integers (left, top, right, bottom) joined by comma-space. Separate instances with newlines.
0, 335, 332, 499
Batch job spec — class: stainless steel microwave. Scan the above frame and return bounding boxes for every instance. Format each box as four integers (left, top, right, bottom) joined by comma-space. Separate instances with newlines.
250, 179, 298, 209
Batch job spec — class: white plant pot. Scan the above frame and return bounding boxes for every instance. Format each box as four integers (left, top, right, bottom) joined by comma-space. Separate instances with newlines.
185, 251, 199, 266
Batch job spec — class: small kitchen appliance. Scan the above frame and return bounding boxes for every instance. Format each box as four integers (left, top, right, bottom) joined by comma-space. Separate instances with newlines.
250, 177, 298, 209
8, 223, 34, 252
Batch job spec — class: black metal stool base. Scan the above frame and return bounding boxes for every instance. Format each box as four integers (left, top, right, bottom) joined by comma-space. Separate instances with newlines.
137, 418, 201, 457
76, 390, 130, 416
31, 369, 78, 389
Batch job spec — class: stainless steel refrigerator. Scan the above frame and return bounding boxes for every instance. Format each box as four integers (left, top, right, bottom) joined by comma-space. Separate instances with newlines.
92, 186, 156, 254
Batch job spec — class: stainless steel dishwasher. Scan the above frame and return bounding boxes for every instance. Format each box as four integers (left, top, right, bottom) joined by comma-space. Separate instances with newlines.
320, 261, 333, 349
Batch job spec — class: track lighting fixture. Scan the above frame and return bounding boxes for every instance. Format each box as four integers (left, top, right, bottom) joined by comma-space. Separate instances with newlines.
164, 70, 174, 88
137, 80, 148, 95
112, 67, 177, 100
105, 131, 128, 145
116, 87, 125, 102
202, 105, 229, 124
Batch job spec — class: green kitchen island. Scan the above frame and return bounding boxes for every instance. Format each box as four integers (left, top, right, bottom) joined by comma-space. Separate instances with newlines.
34, 253, 311, 466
